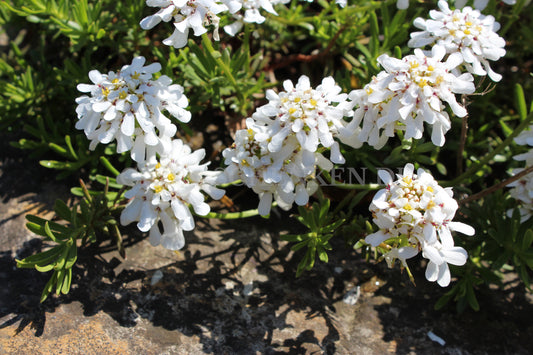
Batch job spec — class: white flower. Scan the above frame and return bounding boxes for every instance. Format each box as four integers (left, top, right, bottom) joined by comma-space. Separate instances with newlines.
365, 163, 474, 286
222, 0, 290, 36
253, 75, 354, 163
512, 125, 533, 165
343, 46, 474, 148
409, 0, 506, 81
507, 126, 533, 221
140, 0, 228, 48
397, 0, 409, 9
507, 167, 533, 222
423, 242, 468, 287
117, 139, 225, 250
75, 57, 191, 162
220, 119, 326, 216
220, 75, 353, 216
455, 0, 516, 10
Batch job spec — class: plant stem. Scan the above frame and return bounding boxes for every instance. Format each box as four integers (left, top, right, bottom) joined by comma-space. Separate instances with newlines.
447, 111, 533, 187
201, 34, 246, 114
217, 179, 242, 188
459, 165, 533, 205
457, 107, 469, 175
200, 206, 273, 219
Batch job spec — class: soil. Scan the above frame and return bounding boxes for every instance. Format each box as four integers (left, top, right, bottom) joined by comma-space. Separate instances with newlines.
1, 136, 533, 355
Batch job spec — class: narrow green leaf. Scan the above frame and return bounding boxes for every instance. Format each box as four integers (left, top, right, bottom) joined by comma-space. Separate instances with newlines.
44, 222, 59, 242
522, 229, 533, 250
99, 156, 120, 177
61, 268, 72, 294
515, 83, 528, 120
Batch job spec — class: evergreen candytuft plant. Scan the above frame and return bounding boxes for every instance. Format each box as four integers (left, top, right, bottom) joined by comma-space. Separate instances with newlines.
2, 0, 532, 311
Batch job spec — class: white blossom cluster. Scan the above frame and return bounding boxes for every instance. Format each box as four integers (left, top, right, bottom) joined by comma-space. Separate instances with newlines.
409, 0, 507, 81
399, 0, 517, 10
140, 0, 229, 48
507, 126, 533, 221
141, 0, 349, 42
77, 57, 225, 251
366, 164, 475, 286
341, 45, 475, 149
75, 56, 191, 163
219, 75, 354, 216
456, 0, 516, 10
222, 0, 290, 36
117, 139, 225, 250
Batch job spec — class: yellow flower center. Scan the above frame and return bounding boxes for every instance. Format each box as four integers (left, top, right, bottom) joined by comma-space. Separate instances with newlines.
112, 78, 119, 84
155, 162, 161, 169
167, 173, 175, 182
404, 203, 413, 211
131, 72, 140, 80
154, 185, 163, 194
288, 107, 297, 115
101, 87, 110, 97
119, 91, 127, 100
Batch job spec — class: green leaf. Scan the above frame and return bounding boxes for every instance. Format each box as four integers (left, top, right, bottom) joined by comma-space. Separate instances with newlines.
291, 239, 310, 252
522, 229, 533, 250
515, 83, 528, 120
44, 222, 59, 242
54, 199, 72, 221
466, 283, 480, 311
61, 268, 72, 294
280, 234, 305, 242
99, 156, 120, 177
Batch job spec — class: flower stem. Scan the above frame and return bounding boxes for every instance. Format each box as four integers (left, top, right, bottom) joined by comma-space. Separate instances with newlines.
201, 209, 262, 219
200, 203, 278, 219
217, 179, 242, 188
459, 164, 533, 205
447, 111, 533, 187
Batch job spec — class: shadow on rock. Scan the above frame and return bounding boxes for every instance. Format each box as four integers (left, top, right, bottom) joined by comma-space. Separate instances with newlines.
3, 213, 365, 354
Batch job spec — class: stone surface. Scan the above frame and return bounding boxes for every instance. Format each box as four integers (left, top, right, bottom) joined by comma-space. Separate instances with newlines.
1, 139, 533, 354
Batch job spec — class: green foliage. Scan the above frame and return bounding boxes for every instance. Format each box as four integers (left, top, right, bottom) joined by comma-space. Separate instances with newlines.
435, 191, 533, 312
17, 178, 124, 302
281, 193, 345, 276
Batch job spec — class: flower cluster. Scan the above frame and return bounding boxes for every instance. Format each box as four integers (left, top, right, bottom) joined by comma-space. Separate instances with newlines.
342, 45, 474, 149
117, 139, 224, 250
223, 0, 290, 36
408, 0, 506, 81
219, 75, 353, 215
75, 56, 191, 162
398, 0, 517, 11
140, 0, 228, 48
141, 0, 349, 42
507, 126, 533, 221
366, 164, 474, 286
456, 0, 516, 10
